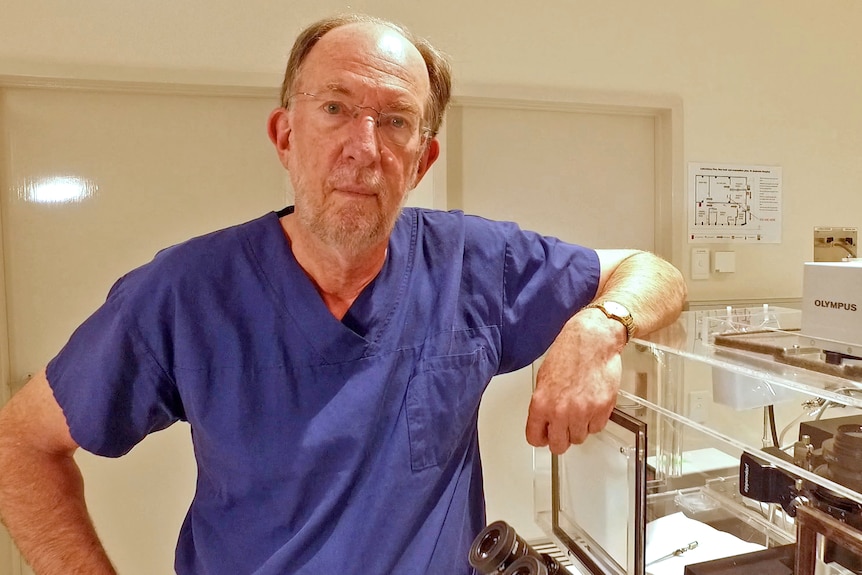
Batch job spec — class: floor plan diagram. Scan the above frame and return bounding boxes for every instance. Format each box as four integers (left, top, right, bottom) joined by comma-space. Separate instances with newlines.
694, 174, 752, 227
688, 163, 782, 243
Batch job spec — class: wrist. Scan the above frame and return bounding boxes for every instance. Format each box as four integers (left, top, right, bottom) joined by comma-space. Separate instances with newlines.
583, 301, 636, 345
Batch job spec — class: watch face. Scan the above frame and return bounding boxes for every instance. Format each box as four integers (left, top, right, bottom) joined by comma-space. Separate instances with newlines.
604, 301, 630, 318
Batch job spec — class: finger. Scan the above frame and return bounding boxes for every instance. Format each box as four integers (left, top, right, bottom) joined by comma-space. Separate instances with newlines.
567, 422, 589, 447
525, 415, 549, 447
547, 421, 571, 454
588, 417, 609, 435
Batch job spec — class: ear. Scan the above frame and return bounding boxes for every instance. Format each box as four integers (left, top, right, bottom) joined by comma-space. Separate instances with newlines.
267, 107, 292, 169
410, 138, 441, 189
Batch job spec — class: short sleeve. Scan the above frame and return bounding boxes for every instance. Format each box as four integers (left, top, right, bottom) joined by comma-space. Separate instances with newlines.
498, 227, 600, 373
46, 277, 184, 458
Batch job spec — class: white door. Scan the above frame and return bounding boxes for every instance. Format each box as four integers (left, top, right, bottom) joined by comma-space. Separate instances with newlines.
0, 83, 286, 574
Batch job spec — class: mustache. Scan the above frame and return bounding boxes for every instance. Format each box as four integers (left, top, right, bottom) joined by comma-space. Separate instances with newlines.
326, 166, 386, 193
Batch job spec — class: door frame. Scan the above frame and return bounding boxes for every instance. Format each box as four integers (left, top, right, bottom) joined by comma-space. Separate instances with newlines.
438, 83, 683, 265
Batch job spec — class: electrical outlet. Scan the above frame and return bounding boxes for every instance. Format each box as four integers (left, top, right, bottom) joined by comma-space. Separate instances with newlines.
688, 390, 710, 423
814, 226, 857, 261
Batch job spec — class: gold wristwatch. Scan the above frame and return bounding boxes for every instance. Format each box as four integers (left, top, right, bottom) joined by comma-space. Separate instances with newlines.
585, 301, 636, 344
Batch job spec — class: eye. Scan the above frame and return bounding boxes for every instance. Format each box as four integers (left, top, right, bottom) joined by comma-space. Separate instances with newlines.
322, 101, 346, 115
381, 113, 413, 131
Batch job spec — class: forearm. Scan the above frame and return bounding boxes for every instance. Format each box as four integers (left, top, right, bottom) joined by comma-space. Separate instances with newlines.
0, 445, 115, 575
527, 252, 685, 451
593, 251, 686, 337
0, 394, 116, 575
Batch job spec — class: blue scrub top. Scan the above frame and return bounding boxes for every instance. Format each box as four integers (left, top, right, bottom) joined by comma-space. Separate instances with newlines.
47, 207, 600, 574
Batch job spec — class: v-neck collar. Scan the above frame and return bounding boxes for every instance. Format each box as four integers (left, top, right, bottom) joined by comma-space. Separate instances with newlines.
241, 208, 415, 364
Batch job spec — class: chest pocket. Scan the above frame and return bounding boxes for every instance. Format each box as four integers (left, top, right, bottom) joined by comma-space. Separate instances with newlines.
405, 347, 492, 471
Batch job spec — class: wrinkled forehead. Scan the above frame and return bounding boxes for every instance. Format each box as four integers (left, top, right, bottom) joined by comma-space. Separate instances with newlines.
298, 22, 431, 103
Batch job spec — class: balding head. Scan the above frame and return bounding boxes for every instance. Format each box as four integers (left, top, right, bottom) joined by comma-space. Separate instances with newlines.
278, 14, 451, 135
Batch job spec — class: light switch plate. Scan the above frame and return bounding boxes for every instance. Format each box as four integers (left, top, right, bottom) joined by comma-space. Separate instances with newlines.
691, 248, 710, 280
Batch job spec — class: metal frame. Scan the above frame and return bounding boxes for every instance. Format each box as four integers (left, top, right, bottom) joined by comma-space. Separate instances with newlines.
551, 408, 647, 575
795, 504, 862, 575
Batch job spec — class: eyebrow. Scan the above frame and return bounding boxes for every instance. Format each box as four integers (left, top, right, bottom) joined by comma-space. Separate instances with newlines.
316, 82, 422, 115
320, 82, 353, 97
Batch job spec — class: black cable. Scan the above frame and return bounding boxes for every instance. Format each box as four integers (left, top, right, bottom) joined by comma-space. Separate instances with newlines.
768, 404, 780, 447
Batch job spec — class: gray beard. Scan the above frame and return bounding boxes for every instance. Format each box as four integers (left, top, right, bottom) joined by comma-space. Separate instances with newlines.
301, 199, 401, 255
291, 176, 405, 256
289, 154, 422, 255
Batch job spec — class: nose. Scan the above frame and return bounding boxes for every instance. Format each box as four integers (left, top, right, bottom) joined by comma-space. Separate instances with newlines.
341, 114, 381, 165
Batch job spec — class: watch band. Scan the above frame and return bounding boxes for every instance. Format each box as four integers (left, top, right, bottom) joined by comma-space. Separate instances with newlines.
584, 301, 636, 344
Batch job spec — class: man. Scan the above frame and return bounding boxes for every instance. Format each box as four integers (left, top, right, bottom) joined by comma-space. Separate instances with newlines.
0, 13, 686, 575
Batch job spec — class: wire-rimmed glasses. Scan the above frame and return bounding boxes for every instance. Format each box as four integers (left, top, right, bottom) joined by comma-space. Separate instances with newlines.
286, 92, 432, 148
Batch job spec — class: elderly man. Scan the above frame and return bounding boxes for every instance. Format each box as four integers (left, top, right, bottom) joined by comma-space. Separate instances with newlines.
0, 13, 686, 575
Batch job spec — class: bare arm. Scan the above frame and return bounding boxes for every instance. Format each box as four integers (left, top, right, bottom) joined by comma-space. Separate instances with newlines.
526, 250, 686, 452
0, 370, 116, 575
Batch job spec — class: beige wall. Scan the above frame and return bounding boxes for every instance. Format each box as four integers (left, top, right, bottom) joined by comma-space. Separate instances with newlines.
2, 0, 861, 301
